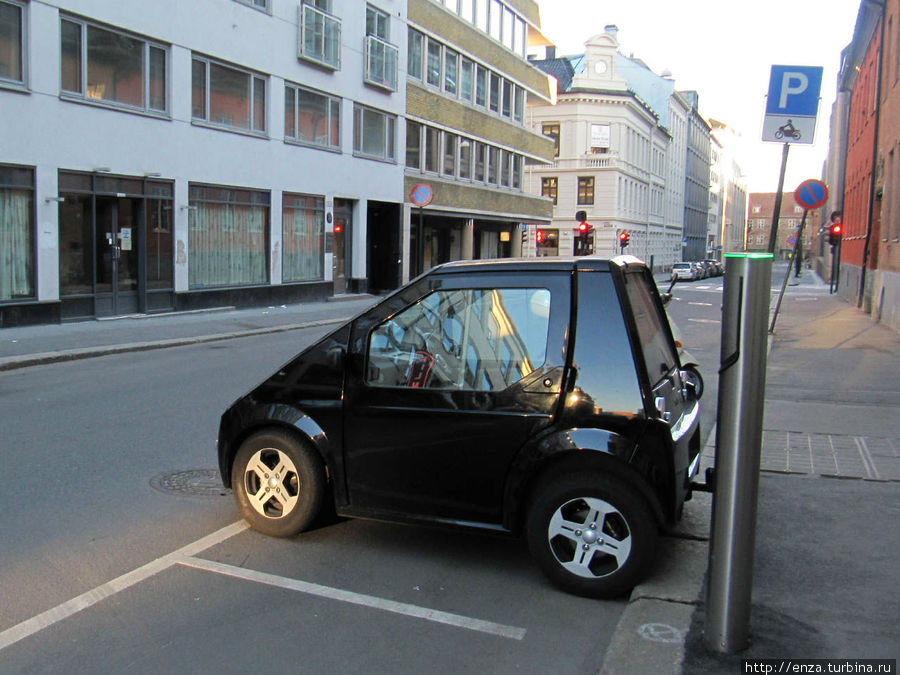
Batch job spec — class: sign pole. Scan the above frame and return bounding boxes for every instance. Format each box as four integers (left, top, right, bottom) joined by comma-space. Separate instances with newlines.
769, 208, 807, 333
766, 142, 790, 254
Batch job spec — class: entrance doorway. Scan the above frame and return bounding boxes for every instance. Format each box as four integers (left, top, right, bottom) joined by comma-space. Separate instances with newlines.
332, 199, 352, 295
95, 196, 139, 316
366, 201, 401, 294
58, 172, 174, 320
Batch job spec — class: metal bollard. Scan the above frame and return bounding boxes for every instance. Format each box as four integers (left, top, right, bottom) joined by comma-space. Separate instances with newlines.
705, 252, 773, 653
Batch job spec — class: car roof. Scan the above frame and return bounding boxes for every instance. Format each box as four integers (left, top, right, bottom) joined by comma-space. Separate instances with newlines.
431, 255, 646, 276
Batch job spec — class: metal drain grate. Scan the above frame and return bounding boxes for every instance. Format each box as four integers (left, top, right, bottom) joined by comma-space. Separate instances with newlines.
150, 469, 230, 497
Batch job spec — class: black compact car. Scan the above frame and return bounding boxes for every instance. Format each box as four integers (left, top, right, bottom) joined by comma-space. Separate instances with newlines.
217, 256, 702, 598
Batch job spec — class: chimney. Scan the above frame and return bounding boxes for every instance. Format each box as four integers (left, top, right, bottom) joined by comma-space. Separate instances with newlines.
546, 45, 556, 60
604, 24, 619, 39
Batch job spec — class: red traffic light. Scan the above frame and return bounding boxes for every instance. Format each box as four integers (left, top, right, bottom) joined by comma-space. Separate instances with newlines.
536, 229, 544, 243
828, 223, 842, 245
618, 231, 630, 248
578, 222, 589, 233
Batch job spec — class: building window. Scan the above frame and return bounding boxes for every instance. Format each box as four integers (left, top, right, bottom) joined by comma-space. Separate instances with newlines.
475, 65, 487, 107
577, 177, 594, 205
489, 71, 500, 112
460, 58, 473, 102
192, 56, 266, 133
426, 38, 441, 87
60, 17, 168, 114
501, 80, 512, 117
188, 185, 269, 288
512, 155, 522, 189
475, 142, 486, 182
543, 123, 560, 158
500, 150, 510, 187
425, 126, 440, 172
0, 0, 25, 87
408, 29, 423, 80
444, 48, 458, 96
353, 104, 396, 162
514, 87, 524, 123
0, 164, 34, 301
488, 146, 499, 184
406, 120, 422, 170
233, 0, 268, 10
300, 1, 341, 70
541, 177, 558, 205
284, 83, 340, 150
443, 133, 457, 177
282, 193, 324, 282
364, 5, 398, 90
459, 138, 472, 179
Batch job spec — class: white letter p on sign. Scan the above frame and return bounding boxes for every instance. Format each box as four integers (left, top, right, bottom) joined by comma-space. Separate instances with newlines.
779, 72, 809, 109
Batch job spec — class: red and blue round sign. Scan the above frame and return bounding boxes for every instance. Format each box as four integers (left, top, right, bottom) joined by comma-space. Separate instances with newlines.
794, 179, 828, 210
410, 183, 433, 207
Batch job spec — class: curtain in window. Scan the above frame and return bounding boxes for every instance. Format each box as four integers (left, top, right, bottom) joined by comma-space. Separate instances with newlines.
282, 197, 324, 282
0, 188, 33, 300
189, 201, 266, 287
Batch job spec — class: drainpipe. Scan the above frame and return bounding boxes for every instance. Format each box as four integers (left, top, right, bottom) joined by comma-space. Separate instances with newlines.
858, 0, 887, 309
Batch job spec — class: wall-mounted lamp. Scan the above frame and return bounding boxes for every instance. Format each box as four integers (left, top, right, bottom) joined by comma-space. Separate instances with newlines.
144, 172, 162, 178
45, 196, 66, 203
180, 205, 198, 211
94, 167, 112, 173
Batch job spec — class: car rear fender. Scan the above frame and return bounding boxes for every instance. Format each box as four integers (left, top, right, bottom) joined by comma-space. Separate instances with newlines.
502, 426, 669, 533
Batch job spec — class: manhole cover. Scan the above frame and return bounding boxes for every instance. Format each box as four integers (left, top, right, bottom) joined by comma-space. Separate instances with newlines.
150, 469, 230, 497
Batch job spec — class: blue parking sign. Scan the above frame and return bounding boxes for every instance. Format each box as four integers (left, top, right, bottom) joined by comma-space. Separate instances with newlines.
762, 65, 823, 144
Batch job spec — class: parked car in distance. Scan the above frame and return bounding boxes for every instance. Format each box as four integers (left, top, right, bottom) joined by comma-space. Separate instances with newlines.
671, 262, 697, 281
702, 259, 724, 277
217, 256, 702, 599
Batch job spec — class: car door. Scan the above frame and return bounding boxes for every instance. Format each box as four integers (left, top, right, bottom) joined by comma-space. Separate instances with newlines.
342, 270, 571, 524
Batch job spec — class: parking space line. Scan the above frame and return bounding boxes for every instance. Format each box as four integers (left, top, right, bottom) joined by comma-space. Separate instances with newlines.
0, 521, 248, 652
179, 556, 527, 641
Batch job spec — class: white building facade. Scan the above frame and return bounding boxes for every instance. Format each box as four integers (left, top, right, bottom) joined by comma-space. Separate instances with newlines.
1, 0, 406, 325
524, 28, 688, 272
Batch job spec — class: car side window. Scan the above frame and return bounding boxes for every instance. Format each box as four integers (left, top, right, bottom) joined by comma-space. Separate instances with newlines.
366, 288, 551, 391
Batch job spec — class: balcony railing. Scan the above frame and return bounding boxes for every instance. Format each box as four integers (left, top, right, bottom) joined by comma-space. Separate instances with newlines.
299, 4, 341, 70
364, 35, 399, 91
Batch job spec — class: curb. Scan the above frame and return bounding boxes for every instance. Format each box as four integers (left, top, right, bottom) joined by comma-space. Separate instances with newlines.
0, 317, 350, 372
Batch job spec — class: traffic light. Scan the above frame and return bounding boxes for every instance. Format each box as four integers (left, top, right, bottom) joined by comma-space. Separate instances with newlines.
577, 221, 590, 237
619, 231, 630, 249
536, 229, 545, 244
827, 222, 842, 246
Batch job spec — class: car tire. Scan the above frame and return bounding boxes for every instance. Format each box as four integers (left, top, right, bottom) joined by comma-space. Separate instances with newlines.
232, 429, 325, 538
526, 473, 657, 599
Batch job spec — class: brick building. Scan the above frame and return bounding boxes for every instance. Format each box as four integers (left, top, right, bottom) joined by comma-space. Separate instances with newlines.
747, 192, 819, 264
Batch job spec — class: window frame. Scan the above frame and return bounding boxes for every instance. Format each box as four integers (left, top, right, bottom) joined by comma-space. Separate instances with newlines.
284, 81, 340, 151
364, 4, 397, 90
541, 176, 558, 205
232, 0, 270, 12
0, 163, 36, 302
192, 55, 267, 135
299, 1, 341, 70
59, 15, 169, 116
0, 0, 26, 89
353, 103, 396, 163
577, 176, 595, 205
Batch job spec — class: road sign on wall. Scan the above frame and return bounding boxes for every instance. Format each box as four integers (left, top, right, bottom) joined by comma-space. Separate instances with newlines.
762, 65, 823, 145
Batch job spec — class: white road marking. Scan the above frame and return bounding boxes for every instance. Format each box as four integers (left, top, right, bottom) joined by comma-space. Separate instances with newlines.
178, 556, 527, 641
0, 521, 248, 652
688, 302, 714, 307
687, 318, 721, 324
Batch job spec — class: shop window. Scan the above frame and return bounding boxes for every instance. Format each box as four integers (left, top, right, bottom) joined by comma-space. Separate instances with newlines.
0, 165, 34, 301
282, 193, 324, 282
188, 185, 269, 288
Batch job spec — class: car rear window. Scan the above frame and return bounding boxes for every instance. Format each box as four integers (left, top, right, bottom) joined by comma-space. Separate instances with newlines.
366, 287, 551, 391
622, 272, 678, 386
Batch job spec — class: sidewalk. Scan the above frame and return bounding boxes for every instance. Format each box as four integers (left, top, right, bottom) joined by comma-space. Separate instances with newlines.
1, 271, 897, 670
0, 296, 379, 371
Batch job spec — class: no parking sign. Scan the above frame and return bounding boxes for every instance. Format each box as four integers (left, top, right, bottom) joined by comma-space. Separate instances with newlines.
794, 179, 828, 210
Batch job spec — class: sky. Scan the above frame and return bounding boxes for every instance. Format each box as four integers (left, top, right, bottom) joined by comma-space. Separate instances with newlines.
535, 0, 862, 194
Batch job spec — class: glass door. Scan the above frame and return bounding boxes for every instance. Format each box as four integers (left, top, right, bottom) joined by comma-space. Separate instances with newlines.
95, 196, 140, 316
